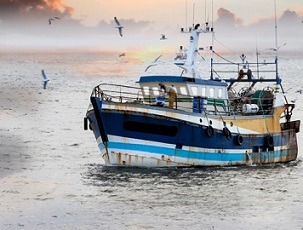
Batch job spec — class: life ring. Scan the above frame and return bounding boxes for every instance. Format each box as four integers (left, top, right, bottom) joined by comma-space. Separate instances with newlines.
265, 135, 274, 148
84, 117, 88, 130
223, 127, 232, 140
236, 134, 243, 146
206, 125, 214, 138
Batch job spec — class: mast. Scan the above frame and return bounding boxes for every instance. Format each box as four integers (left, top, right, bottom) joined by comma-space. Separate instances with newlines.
184, 24, 201, 68
185, 0, 188, 30
205, 0, 206, 25
192, 3, 195, 27
274, 0, 279, 80
274, 0, 278, 52
177, 1, 214, 78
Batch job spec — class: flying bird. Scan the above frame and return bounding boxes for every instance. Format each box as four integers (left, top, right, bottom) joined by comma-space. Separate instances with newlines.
145, 55, 162, 72
119, 52, 126, 57
288, 88, 302, 103
268, 43, 286, 51
49, 17, 60, 25
41, 70, 50, 89
114, 17, 123, 36
160, 34, 167, 40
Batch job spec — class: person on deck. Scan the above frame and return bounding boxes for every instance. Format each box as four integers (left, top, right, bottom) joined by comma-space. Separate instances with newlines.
159, 83, 177, 108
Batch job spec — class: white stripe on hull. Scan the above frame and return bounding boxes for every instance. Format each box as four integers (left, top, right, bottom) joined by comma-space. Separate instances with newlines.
98, 135, 249, 154
96, 135, 288, 167
101, 103, 261, 134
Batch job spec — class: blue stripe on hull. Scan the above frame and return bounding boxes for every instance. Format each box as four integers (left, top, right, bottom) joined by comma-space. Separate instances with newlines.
106, 141, 287, 162
108, 141, 243, 161
97, 140, 293, 167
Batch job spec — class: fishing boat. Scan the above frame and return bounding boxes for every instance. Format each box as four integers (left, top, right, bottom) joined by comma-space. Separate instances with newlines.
84, 22, 300, 167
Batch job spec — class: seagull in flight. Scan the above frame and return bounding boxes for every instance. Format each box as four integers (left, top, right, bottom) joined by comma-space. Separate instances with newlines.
114, 17, 123, 36
119, 52, 126, 57
160, 34, 167, 40
145, 55, 162, 72
269, 43, 286, 51
41, 70, 50, 89
49, 17, 60, 25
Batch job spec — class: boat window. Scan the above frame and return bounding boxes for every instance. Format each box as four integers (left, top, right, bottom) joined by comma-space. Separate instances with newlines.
180, 87, 187, 95
209, 88, 214, 98
152, 87, 159, 96
191, 86, 198, 96
124, 121, 178, 136
218, 88, 223, 98
143, 86, 150, 96
201, 87, 206, 97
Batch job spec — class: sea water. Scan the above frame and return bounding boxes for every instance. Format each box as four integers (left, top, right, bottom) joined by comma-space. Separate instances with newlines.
1, 51, 303, 230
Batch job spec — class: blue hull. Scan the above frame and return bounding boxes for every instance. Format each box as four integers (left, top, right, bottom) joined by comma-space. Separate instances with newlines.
86, 98, 298, 167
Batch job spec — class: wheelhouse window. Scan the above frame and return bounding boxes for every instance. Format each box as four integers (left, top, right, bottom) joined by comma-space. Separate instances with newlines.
218, 88, 223, 98
143, 86, 150, 96
180, 87, 187, 95
209, 88, 214, 98
201, 87, 206, 97
191, 86, 198, 96
152, 87, 159, 96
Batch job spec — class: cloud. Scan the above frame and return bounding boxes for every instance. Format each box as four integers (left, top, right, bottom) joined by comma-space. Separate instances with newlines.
0, 0, 156, 48
215, 8, 244, 29
213, 7, 303, 52
0, 0, 82, 35
0, 0, 73, 22
279, 9, 302, 25
0, 2, 302, 52
0, 0, 78, 36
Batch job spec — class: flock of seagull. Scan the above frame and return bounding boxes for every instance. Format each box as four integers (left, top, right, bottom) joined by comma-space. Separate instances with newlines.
113, 17, 167, 40
113, 17, 166, 72
41, 17, 60, 88
41, 16, 167, 89
42, 14, 302, 109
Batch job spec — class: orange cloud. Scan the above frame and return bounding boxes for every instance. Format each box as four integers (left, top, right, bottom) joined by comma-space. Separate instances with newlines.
0, 0, 74, 19
47, 0, 74, 15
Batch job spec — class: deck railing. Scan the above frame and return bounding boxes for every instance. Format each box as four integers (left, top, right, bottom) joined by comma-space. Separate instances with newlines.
91, 83, 274, 116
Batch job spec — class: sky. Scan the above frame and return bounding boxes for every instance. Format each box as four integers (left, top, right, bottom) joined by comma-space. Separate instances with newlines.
0, 0, 302, 53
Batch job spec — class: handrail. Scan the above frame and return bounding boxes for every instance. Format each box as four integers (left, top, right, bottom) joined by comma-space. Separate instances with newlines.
90, 83, 274, 116
211, 57, 279, 83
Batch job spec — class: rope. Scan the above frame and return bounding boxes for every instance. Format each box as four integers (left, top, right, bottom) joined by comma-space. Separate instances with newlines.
227, 99, 241, 134
258, 97, 270, 134
212, 50, 238, 65
213, 37, 236, 53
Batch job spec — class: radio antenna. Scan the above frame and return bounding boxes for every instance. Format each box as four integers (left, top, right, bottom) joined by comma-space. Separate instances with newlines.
205, 0, 207, 24
274, 0, 278, 51
193, 2, 195, 27
185, 0, 188, 29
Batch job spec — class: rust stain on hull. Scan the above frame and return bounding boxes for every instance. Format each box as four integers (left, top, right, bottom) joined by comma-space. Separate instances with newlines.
107, 151, 190, 167
101, 129, 298, 167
